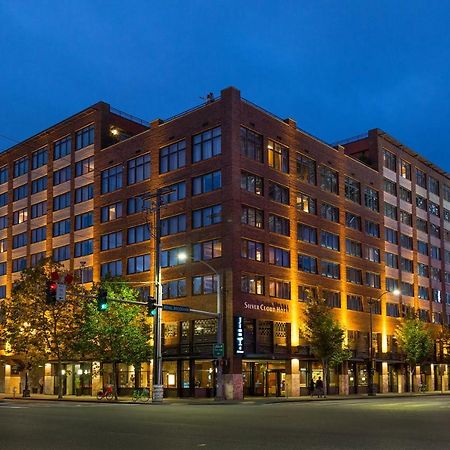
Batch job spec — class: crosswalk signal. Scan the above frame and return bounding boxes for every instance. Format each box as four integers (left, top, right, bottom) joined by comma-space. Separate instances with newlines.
97, 288, 109, 312
147, 296, 157, 316
46, 280, 58, 305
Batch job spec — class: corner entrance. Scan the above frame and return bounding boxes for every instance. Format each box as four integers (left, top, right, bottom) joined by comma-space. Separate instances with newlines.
243, 361, 286, 397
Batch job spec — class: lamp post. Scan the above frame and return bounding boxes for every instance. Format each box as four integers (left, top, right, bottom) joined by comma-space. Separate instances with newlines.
367, 289, 400, 396
178, 252, 224, 400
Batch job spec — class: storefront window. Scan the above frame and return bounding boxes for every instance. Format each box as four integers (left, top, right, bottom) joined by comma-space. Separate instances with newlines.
194, 360, 214, 388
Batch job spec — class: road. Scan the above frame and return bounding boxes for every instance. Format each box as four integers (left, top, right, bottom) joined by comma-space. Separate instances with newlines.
1, 396, 449, 449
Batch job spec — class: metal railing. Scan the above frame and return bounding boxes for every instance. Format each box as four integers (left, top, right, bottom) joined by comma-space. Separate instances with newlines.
162, 97, 221, 124
331, 132, 369, 147
110, 107, 149, 127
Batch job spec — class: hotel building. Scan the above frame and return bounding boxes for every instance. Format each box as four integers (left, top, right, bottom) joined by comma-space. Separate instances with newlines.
0, 87, 449, 399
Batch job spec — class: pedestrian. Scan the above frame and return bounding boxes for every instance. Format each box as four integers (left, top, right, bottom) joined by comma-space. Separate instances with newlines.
309, 378, 315, 397
38, 377, 44, 394
315, 376, 324, 398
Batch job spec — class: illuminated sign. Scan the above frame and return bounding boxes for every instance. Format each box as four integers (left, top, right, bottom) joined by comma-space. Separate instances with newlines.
243, 301, 289, 313
234, 316, 244, 355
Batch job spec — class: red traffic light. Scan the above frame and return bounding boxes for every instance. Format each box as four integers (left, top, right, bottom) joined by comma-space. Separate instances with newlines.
49, 281, 57, 292
51, 271, 60, 281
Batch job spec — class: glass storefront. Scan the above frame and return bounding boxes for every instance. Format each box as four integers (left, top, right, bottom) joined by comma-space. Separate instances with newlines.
53, 363, 92, 396
243, 361, 286, 397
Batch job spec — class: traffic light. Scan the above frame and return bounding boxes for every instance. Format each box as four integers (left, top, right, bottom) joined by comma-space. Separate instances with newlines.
97, 288, 108, 311
147, 296, 157, 316
46, 280, 57, 305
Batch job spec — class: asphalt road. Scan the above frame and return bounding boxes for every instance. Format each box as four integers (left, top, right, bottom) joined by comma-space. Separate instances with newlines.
1, 396, 450, 450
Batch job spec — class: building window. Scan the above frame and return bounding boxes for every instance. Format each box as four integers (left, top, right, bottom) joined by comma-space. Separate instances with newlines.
431, 245, 441, 260
345, 177, 360, 203
268, 246, 290, 267
401, 282, 414, 297
432, 289, 442, 303
0, 215, 7, 230
417, 240, 428, 255
53, 166, 71, 186
417, 262, 429, 277
241, 205, 264, 228
399, 187, 412, 203
240, 127, 263, 162
346, 239, 362, 257
53, 192, 71, 211
31, 201, 47, 218
385, 252, 398, 269
416, 168, 427, 188
101, 165, 123, 194
192, 204, 222, 228
192, 127, 221, 163
383, 149, 397, 171
366, 272, 381, 288
241, 240, 263, 262
296, 192, 316, 214
128, 154, 151, 185
0, 166, 7, 185
384, 202, 397, 220
0, 238, 6, 253
386, 303, 400, 317
162, 279, 187, 299
161, 247, 187, 268
347, 295, 363, 312
0, 192, 7, 207
418, 286, 429, 300
297, 223, 317, 244
296, 153, 316, 185
320, 203, 339, 222
53, 219, 71, 237
0, 262, 6, 275
53, 136, 72, 160
75, 184, 94, 203
193, 274, 218, 295
298, 285, 318, 302
385, 227, 398, 244
429, 176, 439, 195
416, 217, 428, 233
13, 184, 28, 201
161, 181, 186, 205
431, 267, 442, 281
191, 239, 221, 261
12, 257, 27, 273
76, 266, 93, 283
383, 178, 397, 196
14, 156, 29, 178
321, 231, 340, 251
364, 187, 379, 212
400, 210, 412, 226
323, 290, 341, 308
347, 267, 362, 285
365, 220, 380, 238
127, 224, 151, 244
30, 252, 46, 267
12, 231, 27, 249
101, 231, 123, 251
320, 166, 338, 194
443, 184, 450, 202
365, 246, 380, 263
268, 214, 290, 236
430, 223, 440, 239
31, 176, 47, 194
101, 202, 123, 222
268, 182, 289, 205
241, 274, 264, 295
75, 156, 94, 177
321, 260, 340, 279
267, 139, 289, 173
75, 124, 94, 150
416, 195, 427, 210
400, 160, 411, 179
32, 147, 48, 169
345, 212, 361, 231
192, 170, 222, 195
269, 279, 291, 299
127, 254, 151, 274
13, 207, 28, 225
298, 254, 317, 273
53, 245, 70, 262
160, 214, 186, 236
127, 195, 149, 215
241, 171, 263, 195
160, 140, 186, 173
444, 209, 450, 222
400, 234, 413, 250
101, 260, 122, 278
429, 201, 440, 217
75, 211, 93, 230
74, 239, 93, 257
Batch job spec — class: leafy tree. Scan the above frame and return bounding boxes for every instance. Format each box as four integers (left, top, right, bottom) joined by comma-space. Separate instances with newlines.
396, 317, 433, 392
302, 295, 350, 396
1, 259, 84, 399
77, 278, 152, 399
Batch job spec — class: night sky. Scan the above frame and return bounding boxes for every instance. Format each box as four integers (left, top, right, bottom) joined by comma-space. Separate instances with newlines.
1, 1, 449, 169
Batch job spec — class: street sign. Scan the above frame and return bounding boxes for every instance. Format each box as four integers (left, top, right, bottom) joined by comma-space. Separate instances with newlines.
56, 283, 66, 302
213, 343, 224, 358
162, 304, 191, 313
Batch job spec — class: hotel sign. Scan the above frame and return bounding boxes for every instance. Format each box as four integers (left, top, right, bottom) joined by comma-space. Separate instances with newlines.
234, 316, 244, 355
243, 301, 289, 313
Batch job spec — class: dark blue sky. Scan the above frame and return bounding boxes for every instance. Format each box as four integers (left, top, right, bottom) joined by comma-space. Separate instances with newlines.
1, 1, 449, 168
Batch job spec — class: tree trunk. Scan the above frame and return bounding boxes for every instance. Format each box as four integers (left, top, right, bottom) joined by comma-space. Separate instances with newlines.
410, 365, 415, 393
57, 360, 63, 400
112, 361, 118, 400
322, 359, 328, 397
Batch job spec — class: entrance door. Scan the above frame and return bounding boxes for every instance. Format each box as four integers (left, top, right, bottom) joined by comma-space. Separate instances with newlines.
266, 370, 285, 397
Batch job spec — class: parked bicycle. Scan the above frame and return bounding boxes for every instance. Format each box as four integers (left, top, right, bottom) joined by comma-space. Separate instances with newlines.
132, 387, 150, 403
97, 384, 114, 401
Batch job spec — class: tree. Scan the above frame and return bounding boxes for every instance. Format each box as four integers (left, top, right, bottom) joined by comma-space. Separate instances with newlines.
395, 317, 433, 392
302, 295, 350, 396
77, 278, 152, 399
1, 259, 84, 399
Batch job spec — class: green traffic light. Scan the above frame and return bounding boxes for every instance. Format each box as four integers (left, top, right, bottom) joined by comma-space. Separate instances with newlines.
97, 288, 108, 312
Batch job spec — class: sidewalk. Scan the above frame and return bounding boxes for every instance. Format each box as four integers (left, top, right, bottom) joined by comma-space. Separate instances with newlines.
2, 391, 450, 405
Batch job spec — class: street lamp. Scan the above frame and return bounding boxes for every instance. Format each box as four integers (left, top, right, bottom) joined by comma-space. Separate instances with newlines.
178, 252, 224, 400
367, 288, 400, 396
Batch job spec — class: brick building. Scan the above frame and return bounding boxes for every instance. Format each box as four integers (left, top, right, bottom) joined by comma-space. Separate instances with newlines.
1, 87, 449, 398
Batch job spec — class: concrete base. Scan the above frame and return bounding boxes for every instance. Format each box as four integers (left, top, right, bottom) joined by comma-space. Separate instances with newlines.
285, 373, 300, 397
338, 374, 349, 396
223, 374, 243, 400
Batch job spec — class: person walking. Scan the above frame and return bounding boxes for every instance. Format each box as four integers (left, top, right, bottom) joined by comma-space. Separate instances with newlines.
309, 378, 315, 397
315, 376, 324, 398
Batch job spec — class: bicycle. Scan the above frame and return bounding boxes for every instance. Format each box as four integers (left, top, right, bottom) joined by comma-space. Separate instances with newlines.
97, 384, 114, 401
132, 387, 150, 403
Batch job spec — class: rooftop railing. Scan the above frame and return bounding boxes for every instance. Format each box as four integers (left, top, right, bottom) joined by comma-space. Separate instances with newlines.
110, 106, 149, 127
